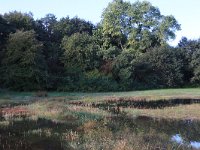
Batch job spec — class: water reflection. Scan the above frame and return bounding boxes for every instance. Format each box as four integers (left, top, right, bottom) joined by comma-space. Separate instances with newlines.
94, 98, 200, 109
171, 134, 200, 149
172, 134, 183, 144
116, 116, 200, 149
1, 109, 200, 149
191, 141, 200, 149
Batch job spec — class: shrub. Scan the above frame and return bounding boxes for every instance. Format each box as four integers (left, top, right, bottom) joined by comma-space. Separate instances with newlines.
81, 69, 119, 91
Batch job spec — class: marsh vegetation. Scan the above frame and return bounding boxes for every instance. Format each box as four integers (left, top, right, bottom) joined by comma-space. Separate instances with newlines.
1, 90, 200, 150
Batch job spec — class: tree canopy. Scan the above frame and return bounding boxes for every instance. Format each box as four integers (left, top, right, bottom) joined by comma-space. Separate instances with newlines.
1, 30, 47, 90
0, 1, 199, 91
101, 0, 180, 52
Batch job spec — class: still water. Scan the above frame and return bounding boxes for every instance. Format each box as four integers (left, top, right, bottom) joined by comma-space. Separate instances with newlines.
0, 111, 200, 149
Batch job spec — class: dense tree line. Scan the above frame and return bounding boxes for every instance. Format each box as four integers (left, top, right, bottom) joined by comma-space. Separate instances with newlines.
0, 0, 200, 91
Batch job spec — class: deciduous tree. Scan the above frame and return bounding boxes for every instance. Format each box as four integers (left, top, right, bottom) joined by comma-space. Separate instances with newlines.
2, 30, 47, 90
101, 0, 180, 52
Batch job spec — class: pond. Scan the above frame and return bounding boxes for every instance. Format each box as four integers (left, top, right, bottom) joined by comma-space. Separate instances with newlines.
172, 134, 200, 149
132, 116, 200, 149
93, 98, 200, 109
0, 118, 70, 150
0, 115, 199, 149
1, 99, 200, 149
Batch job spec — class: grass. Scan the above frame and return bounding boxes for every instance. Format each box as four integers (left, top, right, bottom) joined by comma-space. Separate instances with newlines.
1, 88, 200, 101
1, 88, 200, 120
124, 104, 200, 120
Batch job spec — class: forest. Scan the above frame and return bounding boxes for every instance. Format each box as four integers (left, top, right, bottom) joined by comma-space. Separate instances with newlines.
0, 0, 200, 91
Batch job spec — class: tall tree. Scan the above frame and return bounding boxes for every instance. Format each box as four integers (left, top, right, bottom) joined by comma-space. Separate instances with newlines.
112, 49, 136, 89
0, 15, 13, 66
34, 14, 66, 89
133, 46, 185, 87
62, 32, 101, 71
54, 16, 94, 41
39, 14, 58, 41
101, 0, 180, 52
177, 37, 200, 83
3, 11, 35, 31
190, 48, 200, 84
1, 30, 47, 90
61, 33, 101, 90
0, 15, 13, 47
178, 37, 200, 55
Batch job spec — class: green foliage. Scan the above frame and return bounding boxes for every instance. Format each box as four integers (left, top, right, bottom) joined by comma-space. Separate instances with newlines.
190, 48, 200, 84
1, 30, 47, 90
59, 69, 118, 92
54, 17, 94, 40
81, 69, 118, 91
3, 11, 35, 31
178, 37, 200, 56
112, 49, 136, 89
131, 60, 158, 89
111, 46, 186, 89
102, 46, 122, 60
178, 37, 200, 83
0, 15, 16, 76
135, 46, 185, 87
101, 0, 180, 52
62, 32, 101, 71
101, 0, 130, 49
0, 15, 13, 46
0, 3, 200, 91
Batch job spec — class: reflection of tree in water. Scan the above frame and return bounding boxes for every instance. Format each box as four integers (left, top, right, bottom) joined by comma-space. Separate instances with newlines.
0, 118, 78, 150
1, 106, 200, 149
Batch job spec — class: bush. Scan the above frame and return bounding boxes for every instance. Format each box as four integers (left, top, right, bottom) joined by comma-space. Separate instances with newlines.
59, 69, 119, 92
82, 69, 119, 91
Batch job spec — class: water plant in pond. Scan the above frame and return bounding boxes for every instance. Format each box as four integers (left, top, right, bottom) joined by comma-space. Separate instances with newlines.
1, 97, 200, 149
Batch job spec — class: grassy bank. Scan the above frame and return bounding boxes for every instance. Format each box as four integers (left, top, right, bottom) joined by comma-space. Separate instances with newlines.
124, 104, 200, 120
1, 88, 200, 101
1, 88, 200, 120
